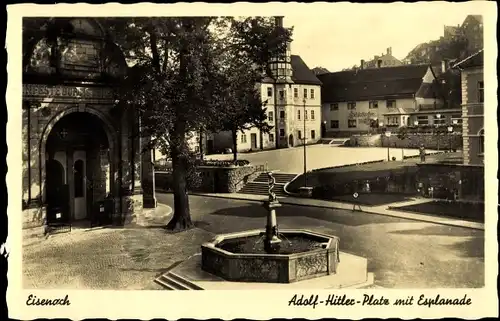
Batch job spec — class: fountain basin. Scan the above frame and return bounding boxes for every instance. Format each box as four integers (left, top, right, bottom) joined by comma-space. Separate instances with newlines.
201, 229, 340, 283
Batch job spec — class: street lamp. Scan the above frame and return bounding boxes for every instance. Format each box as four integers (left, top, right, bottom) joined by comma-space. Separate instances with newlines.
448, 119, 458, 152
303, 98, 307, 187
447, 125, 453, 152
435, 113, 441, 151
385, 131, 392, 161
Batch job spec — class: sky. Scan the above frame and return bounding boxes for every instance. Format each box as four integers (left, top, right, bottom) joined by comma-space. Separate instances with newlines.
281, 2, 487, 72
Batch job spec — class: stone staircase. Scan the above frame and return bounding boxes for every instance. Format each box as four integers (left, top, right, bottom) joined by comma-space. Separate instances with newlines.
317, 138, 350, 146
238, 172, 297, 197
155, 271, 204, 290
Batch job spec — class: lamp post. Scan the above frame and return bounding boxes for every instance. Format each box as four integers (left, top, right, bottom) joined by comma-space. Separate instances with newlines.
303, 98, 307, 187
385, 131, 392, 161
448, 119, 458, 152
435, 113, 441, 151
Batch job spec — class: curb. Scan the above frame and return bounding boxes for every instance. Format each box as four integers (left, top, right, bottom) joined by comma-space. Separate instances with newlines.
167, 192, 484, 231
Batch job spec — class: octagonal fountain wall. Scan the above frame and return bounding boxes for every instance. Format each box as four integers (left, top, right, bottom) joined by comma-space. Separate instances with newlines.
201, 229, 340, 283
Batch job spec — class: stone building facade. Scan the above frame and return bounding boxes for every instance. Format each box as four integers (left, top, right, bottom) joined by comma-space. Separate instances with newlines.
22, 18, 156, 235
453, 50, 484, 165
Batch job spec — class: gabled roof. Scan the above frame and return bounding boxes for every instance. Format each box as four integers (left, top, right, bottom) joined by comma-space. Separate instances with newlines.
290, 55, 322, 85
452, 49, 484, 69
318, 64, 431, 102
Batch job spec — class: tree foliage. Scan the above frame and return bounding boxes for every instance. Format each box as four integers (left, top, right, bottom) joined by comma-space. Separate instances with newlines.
101, 17, 292, 230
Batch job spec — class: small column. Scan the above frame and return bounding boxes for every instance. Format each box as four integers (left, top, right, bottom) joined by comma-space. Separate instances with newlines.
262, 171, 282, 253
132, 114, 142, 195
66, 147, 75, 221
141, 136, 157, 208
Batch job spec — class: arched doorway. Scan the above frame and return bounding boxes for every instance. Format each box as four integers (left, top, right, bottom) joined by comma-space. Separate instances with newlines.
288, 134, 294, 147
44, 111, 113, 226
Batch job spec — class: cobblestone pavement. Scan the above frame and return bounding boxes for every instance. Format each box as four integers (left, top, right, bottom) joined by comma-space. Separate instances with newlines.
23, 193, 484, 290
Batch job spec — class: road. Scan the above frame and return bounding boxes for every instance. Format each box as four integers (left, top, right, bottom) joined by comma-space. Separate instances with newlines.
22, 194, 484, 289
157, 193, 484, 288
205, 145, 425, 173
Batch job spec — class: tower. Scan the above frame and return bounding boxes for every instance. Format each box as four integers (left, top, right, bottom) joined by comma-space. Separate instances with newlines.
269, 16, 295, 148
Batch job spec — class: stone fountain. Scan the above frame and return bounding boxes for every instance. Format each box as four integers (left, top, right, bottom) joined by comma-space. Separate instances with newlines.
155, 171, 373, 290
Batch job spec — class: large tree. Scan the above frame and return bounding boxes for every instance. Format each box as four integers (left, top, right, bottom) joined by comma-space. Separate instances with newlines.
104, 17, 291, 231
214, 17, 290, 161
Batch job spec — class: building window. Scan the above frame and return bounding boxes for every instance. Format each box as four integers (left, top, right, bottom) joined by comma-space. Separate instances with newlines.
269, 133, 274, 142
348, 120, 357, 128
303, 88, 308, 99
311, 110, 315, 120
268, 111, 274, 122
298, 130, 302, 139
369, 101, 379, 109
451, 114, 462, 124
433, 115, 446, 125
267, 87, 273, 97
478, 81, 484, 103
241, 134, 247, 144
297, 110, 300, 120
310, 89, 315, 99
417, 115, 429, 125
294, 88, 298, 98
279, 90, 285, 100
387, 100, 396, 108
387, 117, 399, 126
330, 120, 339, 128
280, 110, 285, 119
311, 130, 316, 139
279, 129, 285, 137
347, 102, 356, 110
330, 103, 339, 111
478, 130, 484, 154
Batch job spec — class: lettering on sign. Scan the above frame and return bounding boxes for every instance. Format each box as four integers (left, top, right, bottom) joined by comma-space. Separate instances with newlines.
348, 111, 376, 119
23, 84, 113, 100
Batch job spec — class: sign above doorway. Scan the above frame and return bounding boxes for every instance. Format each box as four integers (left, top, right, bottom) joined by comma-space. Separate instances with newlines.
23, 84, 113, 100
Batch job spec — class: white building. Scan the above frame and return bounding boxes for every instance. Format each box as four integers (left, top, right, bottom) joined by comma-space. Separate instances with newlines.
209, 17, 322, 152
318, 64, 445, 136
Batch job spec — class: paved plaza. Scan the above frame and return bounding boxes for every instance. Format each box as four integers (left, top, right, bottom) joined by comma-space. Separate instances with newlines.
23, 193, 484, 290
205, 145, 428, 173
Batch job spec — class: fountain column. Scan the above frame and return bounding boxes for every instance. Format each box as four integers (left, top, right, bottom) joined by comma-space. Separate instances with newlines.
263, 171, 281, 252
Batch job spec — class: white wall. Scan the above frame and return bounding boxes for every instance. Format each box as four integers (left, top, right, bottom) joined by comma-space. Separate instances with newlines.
322, 98, 416, 132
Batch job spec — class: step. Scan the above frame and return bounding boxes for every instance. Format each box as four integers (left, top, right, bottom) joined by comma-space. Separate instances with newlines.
168, 272, 204, 290
155, 274, 190, 290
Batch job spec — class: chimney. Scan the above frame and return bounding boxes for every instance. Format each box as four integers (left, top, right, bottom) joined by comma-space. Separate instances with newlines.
360, 59, 365, 69
275, 16, 284, 27
387, 47, 392, 56
441, 59, 448, 73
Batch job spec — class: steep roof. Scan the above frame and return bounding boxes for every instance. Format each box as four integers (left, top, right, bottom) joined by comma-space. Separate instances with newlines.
290, 55, 322, 85
318, 64, 431, 102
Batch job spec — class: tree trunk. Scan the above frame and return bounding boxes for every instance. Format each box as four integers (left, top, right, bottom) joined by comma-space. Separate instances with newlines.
231, 128, 238, 162
199, 129, 204, 160
259, 129, 263, 150
165, 133, 194, 232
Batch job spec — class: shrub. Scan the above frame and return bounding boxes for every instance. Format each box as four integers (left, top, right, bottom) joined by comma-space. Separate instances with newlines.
196, 159, 250, 167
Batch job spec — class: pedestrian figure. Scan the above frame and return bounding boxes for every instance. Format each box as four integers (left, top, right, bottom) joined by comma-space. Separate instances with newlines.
352, 192, 362, 212
364, 180, 371, 193
428, 186, 434, 198
419, 144, 426, 162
